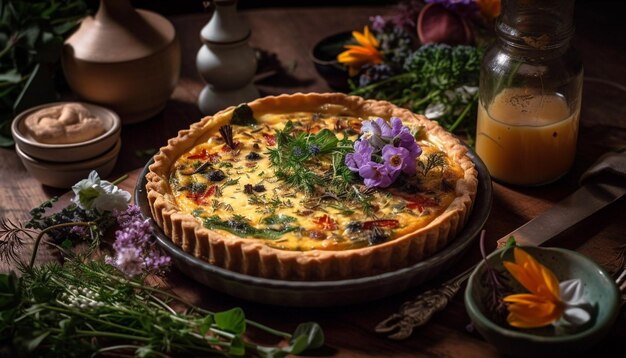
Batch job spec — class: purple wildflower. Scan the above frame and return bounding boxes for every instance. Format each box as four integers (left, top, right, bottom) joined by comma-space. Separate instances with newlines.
346, 117, 422, 188
308, 144, 321, 155
70, 225, 88, 237
382, 144, 415, 175
359, 120, 386, 149
107, 247, 144, 277
359, 162, 394, 188
345, 140, 374, 171
107, 204, 170, 277
424, 0, 479, 16
386, 117, 404, 138
369, 15, 387, 32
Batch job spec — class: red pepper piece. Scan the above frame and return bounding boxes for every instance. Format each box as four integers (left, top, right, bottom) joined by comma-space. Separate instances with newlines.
187, 149, 221, 163
187, 149, 208, 160
263, 134, 276, 146
313, 214, 337, 230
187, 185, 217, 205
406, 195, 438, 211
362, 219, 399, 230
221, 141, 239, 152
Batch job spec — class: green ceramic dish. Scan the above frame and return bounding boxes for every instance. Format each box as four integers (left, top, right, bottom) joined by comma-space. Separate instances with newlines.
465, 246, 620, 358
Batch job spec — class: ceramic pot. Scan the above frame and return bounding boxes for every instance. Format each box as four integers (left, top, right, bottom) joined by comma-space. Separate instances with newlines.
417, 3, 473, 45
62, 0, 181, 124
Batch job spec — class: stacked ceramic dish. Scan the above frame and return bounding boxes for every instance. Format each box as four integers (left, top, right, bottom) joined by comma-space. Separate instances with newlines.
11, 102, 121, 188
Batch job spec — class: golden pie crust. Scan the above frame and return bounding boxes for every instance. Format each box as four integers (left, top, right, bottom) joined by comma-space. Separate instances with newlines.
145, 93, 478, 280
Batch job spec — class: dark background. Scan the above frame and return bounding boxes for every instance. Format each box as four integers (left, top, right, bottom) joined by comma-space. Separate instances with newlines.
120, 0, 626, 50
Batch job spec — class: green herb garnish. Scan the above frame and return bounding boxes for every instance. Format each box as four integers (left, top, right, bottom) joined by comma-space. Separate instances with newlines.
418, 152, 447, 176
267, 121, 355, 194
230, 104, 257, 126
262, 214, 297, 225
203, 215, 298, 240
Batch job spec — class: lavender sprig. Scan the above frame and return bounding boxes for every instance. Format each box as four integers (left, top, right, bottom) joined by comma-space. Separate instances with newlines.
106, 205, 170, 277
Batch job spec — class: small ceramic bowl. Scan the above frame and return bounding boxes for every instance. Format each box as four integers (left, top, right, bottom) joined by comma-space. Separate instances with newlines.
311, 31, 354, 91
465, 246, 620, 358
11, 101, 121, 163
15, 137, 121, 189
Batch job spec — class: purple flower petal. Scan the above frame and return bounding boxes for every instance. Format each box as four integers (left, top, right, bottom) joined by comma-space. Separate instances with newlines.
360, 120, 386, 148
389, 117, 404, 137
359, 161, 393, 188
108, 204, 171, 277
345, 140, 374, 172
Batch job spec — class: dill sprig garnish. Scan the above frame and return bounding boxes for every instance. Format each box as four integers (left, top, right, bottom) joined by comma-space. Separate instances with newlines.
418, 152, 447, 176
267, 121, 355, 194
0, 219, 35, 262
218, 124, 236, 150
266, 121, 381, 216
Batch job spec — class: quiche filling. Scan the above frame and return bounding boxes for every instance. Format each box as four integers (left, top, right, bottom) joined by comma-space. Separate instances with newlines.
169, 107, 465, 252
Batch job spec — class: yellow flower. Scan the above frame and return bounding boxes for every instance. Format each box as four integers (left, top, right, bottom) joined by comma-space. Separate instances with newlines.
476, 0, 501, 20
502, 248, 564, 328
337, 26, 383, 77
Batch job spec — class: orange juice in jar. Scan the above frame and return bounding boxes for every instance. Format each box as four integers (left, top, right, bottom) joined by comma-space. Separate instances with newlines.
476, 88, 580, 185
476, 0, 583, 186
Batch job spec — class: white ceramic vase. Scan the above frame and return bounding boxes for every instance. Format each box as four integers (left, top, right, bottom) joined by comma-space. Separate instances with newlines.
196, 0, 259, 115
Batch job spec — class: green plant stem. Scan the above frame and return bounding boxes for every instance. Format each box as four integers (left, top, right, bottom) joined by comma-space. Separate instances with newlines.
45, 303, 147, 335
96, 345, 171, 358
112, 173, 129, 186
28, 221, 95, 269
350, 72, 415, 95
409, 90, 441, 109
448, 92, 478, 133
81, 265, 294, 339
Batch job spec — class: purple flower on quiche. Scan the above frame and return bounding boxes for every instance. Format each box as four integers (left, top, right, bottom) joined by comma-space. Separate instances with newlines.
345, 139, 374, 171
359, 120, 386, 149
347, 117, 422, 188
359, 161, 394, 188
383, 117, 404, 138
382, 144, 415, 175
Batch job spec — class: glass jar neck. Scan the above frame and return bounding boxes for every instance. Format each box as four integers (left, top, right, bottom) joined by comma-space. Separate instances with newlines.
496, 0, 575, 51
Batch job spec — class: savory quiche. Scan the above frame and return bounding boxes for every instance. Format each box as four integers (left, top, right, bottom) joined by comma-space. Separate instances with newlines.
146, 93, 477, 280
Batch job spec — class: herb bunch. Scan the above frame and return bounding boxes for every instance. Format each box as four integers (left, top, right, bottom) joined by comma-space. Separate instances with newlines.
351, 44, 483, 140
0, 259, 323, 357
0, 171, 324, 357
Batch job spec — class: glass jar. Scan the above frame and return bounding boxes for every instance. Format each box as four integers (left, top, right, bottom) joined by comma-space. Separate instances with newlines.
475, 0, 583, 186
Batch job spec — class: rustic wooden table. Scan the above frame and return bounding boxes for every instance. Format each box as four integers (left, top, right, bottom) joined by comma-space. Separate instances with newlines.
1, 5, 625, 357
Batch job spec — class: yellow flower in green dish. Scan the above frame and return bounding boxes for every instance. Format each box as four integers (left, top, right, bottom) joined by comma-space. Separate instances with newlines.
503, 247, 593, 329
337, 26, 383, 76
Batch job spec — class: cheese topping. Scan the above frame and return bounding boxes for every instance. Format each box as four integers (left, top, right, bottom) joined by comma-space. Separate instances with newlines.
169, 111, 464, 251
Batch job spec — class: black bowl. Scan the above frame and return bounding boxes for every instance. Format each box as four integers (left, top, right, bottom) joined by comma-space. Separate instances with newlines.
311, 31, 355, 91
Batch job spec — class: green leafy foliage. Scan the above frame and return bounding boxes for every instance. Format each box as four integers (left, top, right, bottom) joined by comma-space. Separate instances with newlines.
267, 121, 355, 194
214, 308, 246, 335
231, 104, 257, 126
25, 196, 114, 249
0, 259, 324, 357
0, 178, 325, 357
351, 44, 483, 139
202, 214, 298, 240
0, 0, 90, 146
